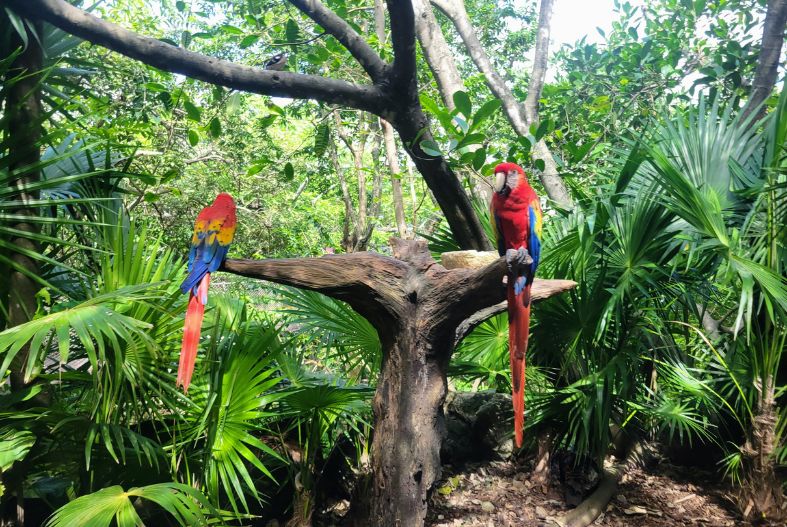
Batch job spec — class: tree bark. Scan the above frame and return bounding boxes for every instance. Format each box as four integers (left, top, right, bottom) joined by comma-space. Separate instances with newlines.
328, 125, 358, 252
412, 0, 464, 111
381, 120, 408, 238
430, 0, 573, 208
1, 17, 43, 526
222, 241, 576, 526
522, 0, 554, 124
742, 0, 787, 123
3, 21, 42, 379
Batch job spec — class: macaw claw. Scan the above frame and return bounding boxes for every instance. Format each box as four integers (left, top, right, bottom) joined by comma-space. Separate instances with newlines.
505, 247, 532, 277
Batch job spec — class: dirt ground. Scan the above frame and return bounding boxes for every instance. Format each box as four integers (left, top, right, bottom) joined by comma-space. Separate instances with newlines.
426, 459, 748, 527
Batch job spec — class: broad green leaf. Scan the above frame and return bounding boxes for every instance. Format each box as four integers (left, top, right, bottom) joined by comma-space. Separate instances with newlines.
239, 34, 259, 48
471, 99, 501, 127
285, 19, 300, 42
0, 428, 35, 471
187, 129, 199, 146
183, 100, 201, 121
209, 117, 222, 138
472, 147, 487, 170
283, 162, 294, 180
44, 483, 217, 527
420, 139, 441, 157
453, 91, 472, 118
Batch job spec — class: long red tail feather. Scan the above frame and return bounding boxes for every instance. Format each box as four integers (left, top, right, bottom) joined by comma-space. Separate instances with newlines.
177, 273, 210, 392
508, 282, 531, 448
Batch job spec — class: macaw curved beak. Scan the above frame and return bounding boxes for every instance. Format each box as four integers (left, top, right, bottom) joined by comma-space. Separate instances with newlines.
494, 171, 506, 193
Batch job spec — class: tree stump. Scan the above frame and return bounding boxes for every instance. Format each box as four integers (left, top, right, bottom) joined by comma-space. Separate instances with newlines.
223, 239, 575, 527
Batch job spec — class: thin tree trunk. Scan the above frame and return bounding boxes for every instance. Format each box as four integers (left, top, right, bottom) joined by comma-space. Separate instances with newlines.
412, 0, 464, 111
430, 0, 573, 208
742, 0, 787, 123
334, 110, 374, 251
522, 0, 554, 124
1, 18, 43, 526
328, 122, 357, 252
408, 163, 419, 235
372, 2, 407, 239
382, 120, 407, 238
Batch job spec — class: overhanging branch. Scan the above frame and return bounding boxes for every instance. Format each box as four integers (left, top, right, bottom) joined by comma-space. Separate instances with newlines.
2, 0, 387, 113
289, 0, 388, 83
222, 254, 409, 327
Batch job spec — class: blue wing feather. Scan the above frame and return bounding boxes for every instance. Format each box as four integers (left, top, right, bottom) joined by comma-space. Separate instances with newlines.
202, 234, 219, 263
208, 244, 229, 272
181, 232, 230, 296
527, 206, 541, 284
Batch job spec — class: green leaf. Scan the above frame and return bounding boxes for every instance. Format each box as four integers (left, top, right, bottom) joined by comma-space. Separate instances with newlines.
456, 133, 486, 150
3, 9, 28, 48
226, 92, 242, 114
44, 483, 218, 527
144, 82, 167, 92
314, 123, 330, 157
518, 136, 532, 151
239, 34, 260, 48
472, 148, 487, 170
221, 24, 244, 35
471, 99, 501, 127
209, 117, 222, 138
533, 119, 552, 142
420, 139, 442, 157
283, 162, 295, 180
0, 428, 35, 471
187, 129, 199, 146
285, 19, 300, 42
534, 158, 546, 172
175, 0, 186, 11
259, 114, 277, 128
183, 100, 201, 121
453, 91, 472, 118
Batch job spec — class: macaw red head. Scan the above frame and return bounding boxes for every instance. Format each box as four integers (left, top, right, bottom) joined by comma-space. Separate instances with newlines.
493, 162, 526, 196
212, 192, 235, 208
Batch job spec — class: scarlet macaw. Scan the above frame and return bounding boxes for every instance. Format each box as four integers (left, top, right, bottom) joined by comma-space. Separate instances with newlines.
177, 192, 237, 392
490, 162, 542, 448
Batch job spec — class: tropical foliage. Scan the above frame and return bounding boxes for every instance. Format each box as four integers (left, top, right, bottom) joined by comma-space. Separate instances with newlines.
0, 0, 784, 525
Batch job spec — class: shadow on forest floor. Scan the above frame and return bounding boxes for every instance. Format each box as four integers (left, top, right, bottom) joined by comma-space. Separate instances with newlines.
426, 459, 749, 527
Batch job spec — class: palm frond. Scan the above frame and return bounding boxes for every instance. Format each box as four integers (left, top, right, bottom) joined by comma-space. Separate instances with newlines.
44, 483, 219, 527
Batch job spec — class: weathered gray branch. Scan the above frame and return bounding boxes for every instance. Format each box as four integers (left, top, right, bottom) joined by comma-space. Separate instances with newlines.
289, 0, 388, 83
412, 0, 464, 110
430, 0, 573, 208
1, 0, 388, 113
523, 0, 554, 124
222, 243, 576, 345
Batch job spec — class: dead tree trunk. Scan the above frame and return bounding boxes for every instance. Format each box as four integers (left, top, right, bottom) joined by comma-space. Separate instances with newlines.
223, 239, 575, 526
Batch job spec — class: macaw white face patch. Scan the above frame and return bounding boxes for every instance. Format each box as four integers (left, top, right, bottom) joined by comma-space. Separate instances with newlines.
495, 170, 520, 193
495, 171, 506, 192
